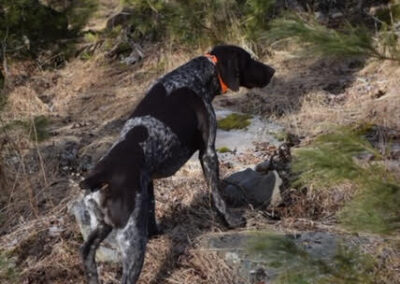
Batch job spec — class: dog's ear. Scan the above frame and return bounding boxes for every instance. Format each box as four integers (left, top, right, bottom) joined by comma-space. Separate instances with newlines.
216, 57, 240, 92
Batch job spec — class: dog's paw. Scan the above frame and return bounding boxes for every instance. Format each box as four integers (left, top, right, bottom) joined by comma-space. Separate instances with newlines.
225, 212, 246, 229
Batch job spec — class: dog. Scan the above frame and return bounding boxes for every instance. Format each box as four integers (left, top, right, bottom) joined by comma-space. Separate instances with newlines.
79, 45, 275, 284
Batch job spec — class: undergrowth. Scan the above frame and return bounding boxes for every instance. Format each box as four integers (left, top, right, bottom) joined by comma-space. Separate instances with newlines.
292, 126, 400, 234
265, 12, 400, 61
121, 0, 276, 49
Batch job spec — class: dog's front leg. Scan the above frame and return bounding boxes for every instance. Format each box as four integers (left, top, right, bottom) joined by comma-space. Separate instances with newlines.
81, 222, 112, 284
199, 106, 245, 228
200, 146, 246, 228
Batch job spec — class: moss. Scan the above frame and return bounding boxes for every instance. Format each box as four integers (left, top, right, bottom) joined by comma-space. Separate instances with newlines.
217, 146, 232, 153
217, 113, 252, 131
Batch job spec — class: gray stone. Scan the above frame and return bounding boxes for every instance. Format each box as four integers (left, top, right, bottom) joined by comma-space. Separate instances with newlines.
68, 193, 121, 263
200, 231, 348, 284
221, 168, 282, 208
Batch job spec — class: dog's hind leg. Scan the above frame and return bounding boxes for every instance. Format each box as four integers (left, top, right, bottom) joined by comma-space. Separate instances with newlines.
147, 180, 160, 238
118, 173, 150, 284
81, 222, 112, 284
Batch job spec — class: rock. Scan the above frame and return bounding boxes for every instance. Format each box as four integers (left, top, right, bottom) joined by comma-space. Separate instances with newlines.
221, 168, 282, 208
68, 193, 121, 263
200, 231, 364, 283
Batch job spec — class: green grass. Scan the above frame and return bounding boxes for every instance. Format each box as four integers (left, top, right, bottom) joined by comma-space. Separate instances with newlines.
292, 125, 400, 234
217, 113, 252, 131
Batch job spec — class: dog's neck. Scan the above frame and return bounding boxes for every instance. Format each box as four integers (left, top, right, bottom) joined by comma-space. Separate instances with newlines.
204, 54, 228, 94
157, 57, 222, 102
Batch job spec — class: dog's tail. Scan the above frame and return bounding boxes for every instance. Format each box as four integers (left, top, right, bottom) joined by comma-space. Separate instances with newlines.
80, 171, 106, 192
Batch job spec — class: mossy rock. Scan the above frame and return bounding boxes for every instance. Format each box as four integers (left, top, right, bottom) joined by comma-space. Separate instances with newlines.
217, 113, 252, 131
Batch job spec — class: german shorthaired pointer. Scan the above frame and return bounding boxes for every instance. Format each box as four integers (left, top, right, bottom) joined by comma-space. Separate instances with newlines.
79, 45, 275, 284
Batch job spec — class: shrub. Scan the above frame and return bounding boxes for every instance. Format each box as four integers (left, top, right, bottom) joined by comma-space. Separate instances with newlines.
0, 0, 97, 57
121, 0, 276, 47
292, 126, 400, 234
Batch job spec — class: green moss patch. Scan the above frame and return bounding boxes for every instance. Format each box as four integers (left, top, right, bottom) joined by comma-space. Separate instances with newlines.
217, 113, 252, 131
217, 146, 232, 153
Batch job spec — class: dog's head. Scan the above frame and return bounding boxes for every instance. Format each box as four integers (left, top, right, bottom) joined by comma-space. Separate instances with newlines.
209, 45, 275, 92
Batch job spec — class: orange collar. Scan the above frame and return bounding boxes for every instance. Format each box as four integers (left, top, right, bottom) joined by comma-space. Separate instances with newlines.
205, 53, 229, 94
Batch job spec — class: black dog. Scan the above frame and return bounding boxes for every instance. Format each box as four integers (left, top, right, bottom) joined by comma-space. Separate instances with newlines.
79, 45, 275, 284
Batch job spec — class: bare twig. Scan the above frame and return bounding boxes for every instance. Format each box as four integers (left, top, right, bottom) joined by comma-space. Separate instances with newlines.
2, 26, 9, 79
